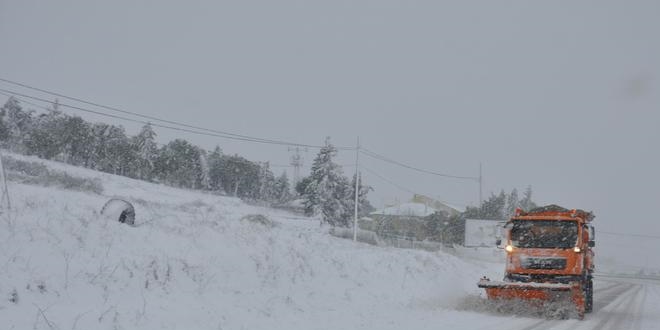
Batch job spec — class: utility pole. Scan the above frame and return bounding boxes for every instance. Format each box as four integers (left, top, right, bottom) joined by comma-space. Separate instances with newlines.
353, 137, 360, 242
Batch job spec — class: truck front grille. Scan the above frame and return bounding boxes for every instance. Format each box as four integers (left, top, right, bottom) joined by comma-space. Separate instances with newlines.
520, 257, 567, 270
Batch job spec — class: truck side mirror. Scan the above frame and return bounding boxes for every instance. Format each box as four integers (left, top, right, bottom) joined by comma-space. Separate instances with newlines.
588, 241, 595, 247
495, 239, 502, 246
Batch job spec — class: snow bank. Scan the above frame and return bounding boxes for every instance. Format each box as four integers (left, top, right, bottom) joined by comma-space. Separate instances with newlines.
0, 154, 501, 329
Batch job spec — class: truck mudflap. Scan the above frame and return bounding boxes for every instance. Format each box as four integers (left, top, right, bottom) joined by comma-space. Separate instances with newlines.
477, 278, 585, 319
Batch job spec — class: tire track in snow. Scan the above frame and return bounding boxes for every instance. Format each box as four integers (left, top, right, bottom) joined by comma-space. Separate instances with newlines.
592, 282, 636, 313
628, 284, 648, 330
592, 283, 643, 330
505, 281, 634, 330
595, 280, 630, 294
483, 280, 653, 330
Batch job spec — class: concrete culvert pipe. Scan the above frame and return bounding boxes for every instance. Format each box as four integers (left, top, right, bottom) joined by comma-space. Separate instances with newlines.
101, 198, 135, 226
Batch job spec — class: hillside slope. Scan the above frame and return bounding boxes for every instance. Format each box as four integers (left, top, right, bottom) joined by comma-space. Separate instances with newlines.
0, 153, 499, 330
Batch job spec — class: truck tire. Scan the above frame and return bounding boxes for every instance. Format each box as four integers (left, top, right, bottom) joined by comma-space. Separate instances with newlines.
585, 278, 593, 313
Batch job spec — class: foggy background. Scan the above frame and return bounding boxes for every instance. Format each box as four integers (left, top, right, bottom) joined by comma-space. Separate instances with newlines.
1, 1, 659, 268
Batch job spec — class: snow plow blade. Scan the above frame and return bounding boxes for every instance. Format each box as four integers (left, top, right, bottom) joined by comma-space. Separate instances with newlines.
478, 279, 572, 300
477, 278, 585, 319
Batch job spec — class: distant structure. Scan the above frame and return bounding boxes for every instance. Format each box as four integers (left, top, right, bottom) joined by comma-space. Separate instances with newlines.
367, 194, 463, 240
288, 147, 306, 187
410, 194, 461, 217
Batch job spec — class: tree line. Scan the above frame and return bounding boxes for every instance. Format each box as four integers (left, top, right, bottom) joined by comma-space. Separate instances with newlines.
0, 97, 375, 220
0, 97, 292, 204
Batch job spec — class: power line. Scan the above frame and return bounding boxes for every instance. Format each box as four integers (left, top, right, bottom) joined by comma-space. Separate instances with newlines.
599, 231, 660, 240
0, 78, 354, 150
1, 89, 278, 144
0, 77, 313, 146
360, 165, 416, 195
360, 147, 479, 181
360, 165, 467, 208
0, 88, 354, 149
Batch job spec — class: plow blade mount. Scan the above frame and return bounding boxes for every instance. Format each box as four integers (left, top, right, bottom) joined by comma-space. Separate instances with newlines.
477, 279, 585, 319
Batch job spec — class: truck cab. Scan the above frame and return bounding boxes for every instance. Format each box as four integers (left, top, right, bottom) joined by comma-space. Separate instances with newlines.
481, 205, 595, 319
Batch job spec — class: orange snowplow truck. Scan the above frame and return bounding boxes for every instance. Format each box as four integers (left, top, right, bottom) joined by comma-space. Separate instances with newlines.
478, 205, 595, 319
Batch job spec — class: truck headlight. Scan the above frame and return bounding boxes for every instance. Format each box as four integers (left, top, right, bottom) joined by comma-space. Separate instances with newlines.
505, 245, 513, 252
573, 246, 581, 253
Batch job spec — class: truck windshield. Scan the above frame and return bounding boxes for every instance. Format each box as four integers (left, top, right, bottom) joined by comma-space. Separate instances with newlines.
510, 220, 578, 249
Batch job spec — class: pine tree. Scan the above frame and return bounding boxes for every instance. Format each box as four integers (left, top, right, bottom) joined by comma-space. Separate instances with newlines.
154, 139, 202, 188
273, 171, 291, 204
303, 138, 351, 226
257, 162, 276, 202
88, 123, 110, 170
24, 111, 66, 159
348, 172, 374, 217
132, 123, 158, 180
472, 190, 507, 219
505, 188, 519, 219
104, 125, 133, 176
207, 146, 224, 192
59, 115, 93, 166
197, 150, 211, 190
0, 99, 12, 143
520, 185, 536, 211
1, 97, 33, 152
217, 155, 261, 198
295, 176, 312, 196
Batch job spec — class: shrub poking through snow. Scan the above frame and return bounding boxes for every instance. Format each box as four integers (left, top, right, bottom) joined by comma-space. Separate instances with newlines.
240, 214, 277, 228
9, 289, 18, 304
3, 156, 103, 194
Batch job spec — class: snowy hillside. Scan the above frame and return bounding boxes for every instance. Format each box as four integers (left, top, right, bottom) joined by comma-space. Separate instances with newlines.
0, 153, 501, 330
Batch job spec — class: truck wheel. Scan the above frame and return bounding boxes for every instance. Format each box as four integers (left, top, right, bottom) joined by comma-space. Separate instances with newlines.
585, 278, 593, 313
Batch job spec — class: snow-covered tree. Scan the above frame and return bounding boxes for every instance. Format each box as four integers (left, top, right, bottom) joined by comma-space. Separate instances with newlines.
216, 154, 260, 198
295, 176, 312, 196
257, 162, 276, 202
106, 125, 133, 175
197, 149, 211, 190
132, 123, 158, 180
505, 188, 519, 219
154, 139, 202, 188
24, 111, 66, 159
303, 138, 351, 226
519, 185, 536, 211
485, 190, 507, 219
59, 115, 93, 166
463, 186, 537, 219
273, 171, 292, 204
207, 146, 224, 192
1, 97, 33, 152
348, 172, 375, 217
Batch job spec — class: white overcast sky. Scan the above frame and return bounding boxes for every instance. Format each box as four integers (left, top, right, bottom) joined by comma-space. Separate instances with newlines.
1, 1, 659, 239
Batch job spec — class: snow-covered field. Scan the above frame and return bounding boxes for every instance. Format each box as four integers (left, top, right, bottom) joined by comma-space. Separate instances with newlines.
1, 153, 658, 329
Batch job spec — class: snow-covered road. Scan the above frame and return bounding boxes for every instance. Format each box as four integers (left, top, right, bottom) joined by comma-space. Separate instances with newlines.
473, 277, 660, 330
